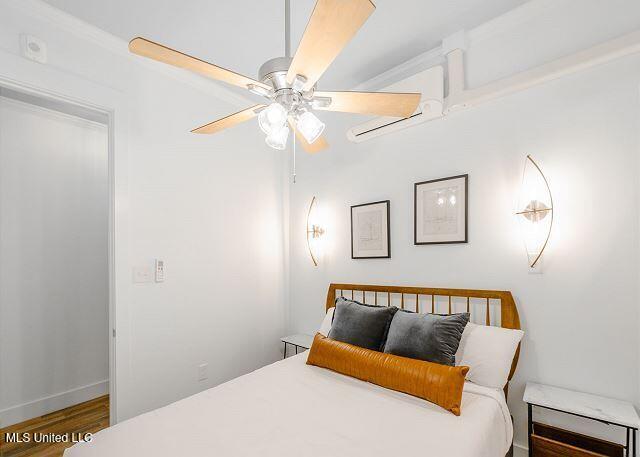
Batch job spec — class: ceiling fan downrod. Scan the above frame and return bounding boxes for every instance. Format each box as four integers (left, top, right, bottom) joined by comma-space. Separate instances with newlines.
285, 0, 291, 58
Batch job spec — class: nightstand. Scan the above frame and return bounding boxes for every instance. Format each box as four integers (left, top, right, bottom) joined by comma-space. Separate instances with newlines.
524, 382, 640, 456
280, 334, 313, 359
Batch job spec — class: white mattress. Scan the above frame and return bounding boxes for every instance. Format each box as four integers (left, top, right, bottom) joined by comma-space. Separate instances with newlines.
66, 353, 512, 457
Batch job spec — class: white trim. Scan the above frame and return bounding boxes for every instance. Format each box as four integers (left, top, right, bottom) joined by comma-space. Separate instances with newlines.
0, 380, 108, 427
4, 0, 254, 108
446, 29, 640, 113
0, 91, 108, 127
352, 46, 444, 91
0, 72, 119, 426
6, 0, 124, 56
513, 442, 528, 457
0, 47, 132, 426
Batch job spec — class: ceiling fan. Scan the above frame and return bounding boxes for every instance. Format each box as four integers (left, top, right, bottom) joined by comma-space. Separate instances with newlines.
128, 0, 421, 152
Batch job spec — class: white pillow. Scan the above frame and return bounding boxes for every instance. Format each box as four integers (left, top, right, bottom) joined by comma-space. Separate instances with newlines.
318, 307, 335, 337
455, 322, 524, 389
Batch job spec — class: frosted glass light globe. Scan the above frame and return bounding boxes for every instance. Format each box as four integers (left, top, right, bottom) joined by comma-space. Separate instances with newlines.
295, 111, 325, 144
265, 124, 289, 150
258, 103, 287, 135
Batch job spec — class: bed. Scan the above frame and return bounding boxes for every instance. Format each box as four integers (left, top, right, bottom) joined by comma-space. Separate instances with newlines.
65, 283, 521, 457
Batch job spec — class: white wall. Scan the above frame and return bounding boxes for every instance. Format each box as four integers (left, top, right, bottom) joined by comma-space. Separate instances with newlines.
1, 0, 638, 454
0, 97, 109, 426
0, 0, 288, 423
287, 26, 640, 457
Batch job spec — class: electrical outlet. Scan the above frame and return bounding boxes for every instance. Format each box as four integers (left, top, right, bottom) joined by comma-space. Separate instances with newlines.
198, 363, 208, 382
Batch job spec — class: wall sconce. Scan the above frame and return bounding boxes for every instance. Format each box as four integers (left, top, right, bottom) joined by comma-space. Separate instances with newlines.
306, 196, 325, 266
516, 155, 553, 269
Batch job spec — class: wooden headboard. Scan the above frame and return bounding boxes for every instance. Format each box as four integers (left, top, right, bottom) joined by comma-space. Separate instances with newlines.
325, 283, 521, 392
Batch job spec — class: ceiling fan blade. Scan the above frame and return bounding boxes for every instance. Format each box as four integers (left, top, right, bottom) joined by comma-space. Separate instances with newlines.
314, 91, 421, 118
287, 0, 375, 91
288, 118, 329, 154
192, 104, 265, 134
129, 37, 271, 91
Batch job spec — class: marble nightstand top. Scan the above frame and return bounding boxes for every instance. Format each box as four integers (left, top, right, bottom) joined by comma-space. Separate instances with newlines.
524, 382, 640, 429
280, 333, 313, 349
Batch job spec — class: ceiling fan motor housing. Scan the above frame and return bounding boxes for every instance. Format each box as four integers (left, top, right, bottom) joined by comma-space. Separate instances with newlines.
258, 57, 293, 90
258, 57, 315, 112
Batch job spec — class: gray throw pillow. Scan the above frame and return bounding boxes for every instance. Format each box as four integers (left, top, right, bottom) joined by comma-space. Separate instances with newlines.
384, 311, 470, 366
327, 297, 398, 351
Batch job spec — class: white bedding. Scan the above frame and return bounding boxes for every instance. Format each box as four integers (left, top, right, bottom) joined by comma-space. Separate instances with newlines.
66, 354, 512, 457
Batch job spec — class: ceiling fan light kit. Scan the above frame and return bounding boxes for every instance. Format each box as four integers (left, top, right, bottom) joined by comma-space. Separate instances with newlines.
128, 0, 422, 152
296, 111, 325, 144
265, 122, 290, 150
258, 102, 288, 136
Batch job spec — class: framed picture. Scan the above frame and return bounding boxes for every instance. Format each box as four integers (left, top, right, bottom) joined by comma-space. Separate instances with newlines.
414, 174, 468, 245
351, 200, 390, 259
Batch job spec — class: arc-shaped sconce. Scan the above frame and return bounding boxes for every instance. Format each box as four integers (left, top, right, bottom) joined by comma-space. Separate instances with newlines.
516, 155, 553, 268
306, 196, 325, 266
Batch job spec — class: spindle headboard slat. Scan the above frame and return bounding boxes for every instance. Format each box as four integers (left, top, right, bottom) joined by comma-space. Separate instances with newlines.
326, 283, 521, 386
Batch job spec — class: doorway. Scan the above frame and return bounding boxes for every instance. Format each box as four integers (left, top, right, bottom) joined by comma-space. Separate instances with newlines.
0, 86, 113, 456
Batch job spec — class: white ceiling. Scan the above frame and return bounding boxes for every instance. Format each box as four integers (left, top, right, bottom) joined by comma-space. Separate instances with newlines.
43, 0, 529, 90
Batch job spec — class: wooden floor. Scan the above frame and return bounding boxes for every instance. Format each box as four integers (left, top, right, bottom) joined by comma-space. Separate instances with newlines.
0, 396, 109, 457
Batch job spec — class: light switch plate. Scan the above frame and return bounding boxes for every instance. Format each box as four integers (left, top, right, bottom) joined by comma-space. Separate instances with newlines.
155, 259, 164, 282
132, 265, 153, 283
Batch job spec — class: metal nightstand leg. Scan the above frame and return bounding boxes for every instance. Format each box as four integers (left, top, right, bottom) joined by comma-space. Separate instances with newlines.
626, 428, 630, 457
527, 403, 533, 457
283, 342, 287, 359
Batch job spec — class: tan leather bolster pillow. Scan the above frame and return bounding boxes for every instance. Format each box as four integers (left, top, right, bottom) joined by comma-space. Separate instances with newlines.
306, 333, 469, 415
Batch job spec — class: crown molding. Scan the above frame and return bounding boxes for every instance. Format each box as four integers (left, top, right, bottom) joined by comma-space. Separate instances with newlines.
3, 0, 573, 106
353, 46, 444, 91
4, 0, 253, 108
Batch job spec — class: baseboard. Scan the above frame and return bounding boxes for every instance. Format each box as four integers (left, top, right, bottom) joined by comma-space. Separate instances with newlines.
513, 442, 528, 457
0, 379, 108, 427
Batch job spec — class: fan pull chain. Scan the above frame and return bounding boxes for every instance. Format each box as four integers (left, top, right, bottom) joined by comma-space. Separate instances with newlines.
292, 135, 297, 184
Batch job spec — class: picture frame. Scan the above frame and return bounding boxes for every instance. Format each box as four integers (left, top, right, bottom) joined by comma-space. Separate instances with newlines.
351, 200, 391, 259
414, 174, 468, 245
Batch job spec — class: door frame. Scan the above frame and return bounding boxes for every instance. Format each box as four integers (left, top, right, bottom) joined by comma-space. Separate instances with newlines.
0, 70, 124, 425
